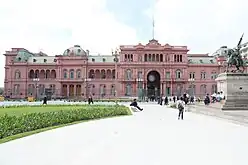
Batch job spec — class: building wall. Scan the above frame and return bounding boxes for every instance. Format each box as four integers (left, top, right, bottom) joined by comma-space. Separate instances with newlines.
4, 41, 224, 99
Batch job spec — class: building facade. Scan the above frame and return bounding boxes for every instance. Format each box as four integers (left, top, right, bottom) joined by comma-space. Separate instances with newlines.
4, 39, 225, 100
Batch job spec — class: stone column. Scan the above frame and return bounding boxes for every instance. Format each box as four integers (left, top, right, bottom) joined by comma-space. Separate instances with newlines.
67, 85, 69, 97
74, 85, 77, 97
82, 66, 86, 98
134, 82, 137, 95
161, 83, 163, 95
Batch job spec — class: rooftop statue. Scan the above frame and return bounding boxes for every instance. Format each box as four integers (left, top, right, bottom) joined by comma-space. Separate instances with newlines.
226, 33, 246, 73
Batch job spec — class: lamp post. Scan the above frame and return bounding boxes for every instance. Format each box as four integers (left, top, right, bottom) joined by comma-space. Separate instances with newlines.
188, 78, 195, 96
33, 78, 40, 101
85, 78, 92, 99
136, 78, 143, 100
113, 48, 119, 101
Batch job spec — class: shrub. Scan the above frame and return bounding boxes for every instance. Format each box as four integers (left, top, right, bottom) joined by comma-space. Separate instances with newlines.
0, 105, 130, 139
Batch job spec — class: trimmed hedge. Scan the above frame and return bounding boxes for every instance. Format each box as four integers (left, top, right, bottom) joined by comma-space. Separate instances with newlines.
0, 104, 117, 108
0, 105, 130, 139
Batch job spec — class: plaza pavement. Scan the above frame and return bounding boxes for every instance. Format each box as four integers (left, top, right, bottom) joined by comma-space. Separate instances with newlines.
189, 102, 248, 126
0, 103, 248, 165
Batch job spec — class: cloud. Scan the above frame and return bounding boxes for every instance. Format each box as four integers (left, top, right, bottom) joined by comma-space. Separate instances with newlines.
0, 0, 138, 86
150, 0, 248, 53
0, 0, 138, 54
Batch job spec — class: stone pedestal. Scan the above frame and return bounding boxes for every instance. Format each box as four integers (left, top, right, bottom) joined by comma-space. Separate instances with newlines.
216, 73, 248, 111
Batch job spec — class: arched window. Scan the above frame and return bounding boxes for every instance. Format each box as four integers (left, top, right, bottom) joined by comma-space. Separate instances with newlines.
201, 71, 206, 79
70, 70, 74, 79
76, 70, 81, 79
189, 72, 195, 79
124, 54, 127, 61
125, 83, 132, 96
13, 84, 20, 95
211, 84, 217, 94
179, 55, 182, 62
63, 69, 68, 78
211, 71, 217, 79
125, 69, 132, 80
14, 70, 21, 79
175, 70, 182, 79
138, 71, 142, 79
101, 70, 106, 79
177, 55, 180, 62
100, 84, 106, 97
189, 84, 195, 96
156, 54, 159, 62
176, 84, 183, 96
200, 84, 207, 96
152, 54, 155, 61
160, 54, 163, 62
148, 54, 152, 61
144, 54, 147, 62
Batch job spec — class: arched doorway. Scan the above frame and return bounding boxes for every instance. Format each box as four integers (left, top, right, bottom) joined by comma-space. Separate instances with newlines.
147, 70, 161, 99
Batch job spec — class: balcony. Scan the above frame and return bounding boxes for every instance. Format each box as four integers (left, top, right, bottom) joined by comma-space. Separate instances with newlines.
173, 78, 187, 82
59, 78, 84, 82
121, 78, 135, 82
163, 78, 187, 82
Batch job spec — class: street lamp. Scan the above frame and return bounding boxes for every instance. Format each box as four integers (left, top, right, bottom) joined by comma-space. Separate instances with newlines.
33, 78, 40, 100
188, 78, 195, 96
84, 78, 92, 98
112, 48, 119, 101
136, 78, 143, 100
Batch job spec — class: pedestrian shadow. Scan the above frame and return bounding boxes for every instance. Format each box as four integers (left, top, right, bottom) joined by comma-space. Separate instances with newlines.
129, 106, 140, 112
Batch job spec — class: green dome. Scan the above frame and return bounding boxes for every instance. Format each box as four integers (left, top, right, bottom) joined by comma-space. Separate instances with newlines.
63, 45, 87, 56
14, 49, 34, 62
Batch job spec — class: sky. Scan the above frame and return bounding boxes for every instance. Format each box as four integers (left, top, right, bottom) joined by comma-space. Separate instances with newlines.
0, 0, 248, 87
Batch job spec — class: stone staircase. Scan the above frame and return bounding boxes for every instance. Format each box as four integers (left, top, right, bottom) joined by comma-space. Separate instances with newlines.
222, 99, 248, 110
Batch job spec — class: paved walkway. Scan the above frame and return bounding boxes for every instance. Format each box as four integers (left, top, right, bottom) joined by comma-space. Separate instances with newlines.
189, 103, 248, 126
0, 104, 248, 165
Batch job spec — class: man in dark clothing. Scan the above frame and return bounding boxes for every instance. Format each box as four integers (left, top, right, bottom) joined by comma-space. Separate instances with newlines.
88, 94, 94, 105
173, 96, 176, 103
130, 99, 143, 111
43, 96, 47, 105
164, 96, 168, 105
159, 96, 163, 106
183, 93, 189, 105
190, 96, 194, 104
204, 94, 210, 105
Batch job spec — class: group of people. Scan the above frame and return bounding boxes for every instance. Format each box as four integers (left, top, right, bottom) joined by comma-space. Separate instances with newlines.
129, 93, 192, 120
211, 91, 225, 103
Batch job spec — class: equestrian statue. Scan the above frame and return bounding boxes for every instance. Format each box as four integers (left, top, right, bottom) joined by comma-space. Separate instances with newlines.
226, 33, 246, 73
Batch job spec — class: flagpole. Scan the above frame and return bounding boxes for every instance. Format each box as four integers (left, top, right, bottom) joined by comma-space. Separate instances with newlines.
152, 14, 155, 39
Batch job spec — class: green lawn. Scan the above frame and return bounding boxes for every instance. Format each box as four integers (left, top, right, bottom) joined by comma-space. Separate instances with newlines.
0, 105, 86, 116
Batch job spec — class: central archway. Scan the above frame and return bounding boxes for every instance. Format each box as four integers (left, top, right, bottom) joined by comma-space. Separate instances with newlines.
147, 70, 161, 98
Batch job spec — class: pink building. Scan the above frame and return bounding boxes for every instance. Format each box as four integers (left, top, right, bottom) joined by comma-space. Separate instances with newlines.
4, 39, 223, 100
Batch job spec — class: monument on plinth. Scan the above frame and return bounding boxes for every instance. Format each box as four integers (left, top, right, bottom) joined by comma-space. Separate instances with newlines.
215, 33, 248, 111
216, 73, 248, 110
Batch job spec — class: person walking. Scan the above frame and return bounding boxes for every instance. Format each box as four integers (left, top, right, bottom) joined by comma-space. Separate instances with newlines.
173, 96, 176, 103
88, 93, 94, 105
164, 96, 168, 105
177, 97, 185, 120
43, 96, 47, 105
